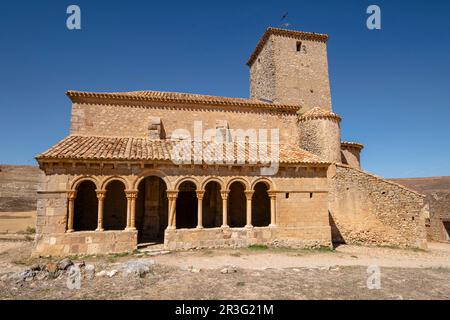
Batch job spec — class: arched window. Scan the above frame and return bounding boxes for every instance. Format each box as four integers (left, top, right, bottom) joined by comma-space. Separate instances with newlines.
176, 181, 197, 229
74, 180, 98, 231
252, 182, 270, 227
228, 181, 246, 227
203, 181, 222, 228
103, 180, 127, 230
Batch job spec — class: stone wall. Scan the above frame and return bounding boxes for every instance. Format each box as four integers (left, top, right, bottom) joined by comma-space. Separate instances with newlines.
328, 164, 428, 248
249, 36, 276, 102
70, 102, 299, 145
389, 177, 450, 242
165, 226, 331, 251
33, 230, 137, 257
425, 192, 450, 241
0, 165, 43, 212
250, 34, 332, 110
340, 144, 362, 169
298, 118, 341, 163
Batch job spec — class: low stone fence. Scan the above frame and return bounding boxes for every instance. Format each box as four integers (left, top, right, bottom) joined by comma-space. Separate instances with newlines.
164, 226, 331, 250
33, 230, 137, 257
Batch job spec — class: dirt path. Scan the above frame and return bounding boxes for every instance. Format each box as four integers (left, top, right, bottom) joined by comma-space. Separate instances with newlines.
153, 242, 450, 270
0, 241, 449, 300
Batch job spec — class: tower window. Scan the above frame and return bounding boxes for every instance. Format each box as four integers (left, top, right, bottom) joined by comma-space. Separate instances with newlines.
296, 41, 302, 52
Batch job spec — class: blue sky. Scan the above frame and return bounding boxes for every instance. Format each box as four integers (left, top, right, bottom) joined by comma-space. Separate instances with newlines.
0, 0, 449, 178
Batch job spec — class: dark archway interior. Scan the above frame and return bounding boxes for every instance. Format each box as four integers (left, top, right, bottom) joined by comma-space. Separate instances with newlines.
228, 181, 246, 227
136, 176, 168, 243
103, 180, 127, 230
252, 182, 271, 227
176, 181, 197, 229
203, 181, 222, 228
74, 181, 98, 231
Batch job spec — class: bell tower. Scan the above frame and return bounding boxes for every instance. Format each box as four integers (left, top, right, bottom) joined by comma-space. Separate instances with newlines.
248, 27, 332, 111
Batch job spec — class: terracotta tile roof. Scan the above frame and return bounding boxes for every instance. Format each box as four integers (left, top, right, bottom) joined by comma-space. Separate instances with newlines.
247, 27, 329, 66
341, 141, 364, 149
66, 90, 300, 112
297, 107, 341, 122
36, 135, 327, 165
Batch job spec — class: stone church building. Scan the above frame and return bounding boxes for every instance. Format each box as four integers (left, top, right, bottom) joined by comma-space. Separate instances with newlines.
34, 28, 428, 256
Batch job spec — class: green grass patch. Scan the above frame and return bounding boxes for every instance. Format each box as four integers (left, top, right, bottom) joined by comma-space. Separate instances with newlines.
247, 244, 269, 251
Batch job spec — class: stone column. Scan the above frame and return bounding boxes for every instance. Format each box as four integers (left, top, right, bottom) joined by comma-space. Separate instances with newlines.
96, 190, 106, 231
167, 191, 178, 230
125, 190, 138, 231
220, 190, 229, 228
66, 191, 77, 233
196, 190, 205, 229
268, 191, 277, 227
245, 190, 254, 228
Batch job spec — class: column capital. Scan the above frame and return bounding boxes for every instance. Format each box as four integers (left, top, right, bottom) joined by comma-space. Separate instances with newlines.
125, 190, 139, 199
67, 191, 77, 200
244, 190, 254, 199
196, 190, 205, 200
267, 191, 277, 199
166, 190, 178, 200
220, 190, 229, 200
96, 190, 106, 199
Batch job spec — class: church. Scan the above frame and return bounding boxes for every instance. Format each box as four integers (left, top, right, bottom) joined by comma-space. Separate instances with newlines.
34, 27, 428, 256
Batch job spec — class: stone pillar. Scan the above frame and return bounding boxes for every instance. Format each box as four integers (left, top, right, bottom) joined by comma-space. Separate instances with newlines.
96, 190, 106, 231
220, 190, 229, 228
125, 190, 138, 231
66, 191, 77, 233
196, 190, 205, 229
268, 191, 277, 227
167, 191, 178, 230
245, 190, 254, 228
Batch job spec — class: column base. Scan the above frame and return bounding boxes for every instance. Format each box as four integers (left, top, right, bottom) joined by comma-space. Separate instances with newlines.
245, 224, 253, 229
66, 229, 74, 233
221, 224, 229, 229
167, 226, 176, 230
196, 226, 204, 229
125, 227, 136, 231
95, 228, 104, 232
269, 224, 277, 228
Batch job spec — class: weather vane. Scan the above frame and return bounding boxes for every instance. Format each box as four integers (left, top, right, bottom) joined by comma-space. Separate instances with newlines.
280, 12, 290, 27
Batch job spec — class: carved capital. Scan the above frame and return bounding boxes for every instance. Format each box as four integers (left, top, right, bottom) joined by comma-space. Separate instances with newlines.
166, 190, 178, 200
220, 190, 229, 200
125, 190, 139, 200
267, 191, 277, 200
244, 190, 254, 199
96, 190, 106, 200
67, 191, 77, 200
196, 190, 205, 200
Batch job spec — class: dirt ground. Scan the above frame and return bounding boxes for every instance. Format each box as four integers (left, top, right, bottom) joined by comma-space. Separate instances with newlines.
0, 211, 36, 234
0, 240, 449, 300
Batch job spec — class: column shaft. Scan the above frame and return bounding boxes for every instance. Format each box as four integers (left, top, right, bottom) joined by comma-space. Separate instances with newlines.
221, 191, 229, 228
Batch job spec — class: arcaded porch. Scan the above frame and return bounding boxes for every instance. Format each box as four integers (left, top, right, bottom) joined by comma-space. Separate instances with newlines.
65, 174, 277, 250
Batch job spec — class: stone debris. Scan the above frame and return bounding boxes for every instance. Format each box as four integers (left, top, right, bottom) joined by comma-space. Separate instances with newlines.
57, 258, 73, 271
119, 259, 156, 278
187, 266, 201, 273
106, 270, 118, 278
95, 270, 107, 277
220, 265, 237, 274
84, 264, 95, 279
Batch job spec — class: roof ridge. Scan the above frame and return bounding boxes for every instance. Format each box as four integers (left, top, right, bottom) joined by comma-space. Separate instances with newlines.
66, 90, 301, 112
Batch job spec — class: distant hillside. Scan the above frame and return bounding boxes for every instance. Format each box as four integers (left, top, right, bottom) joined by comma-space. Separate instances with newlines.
390, 176, 450, 194
0, 165, 43, 212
